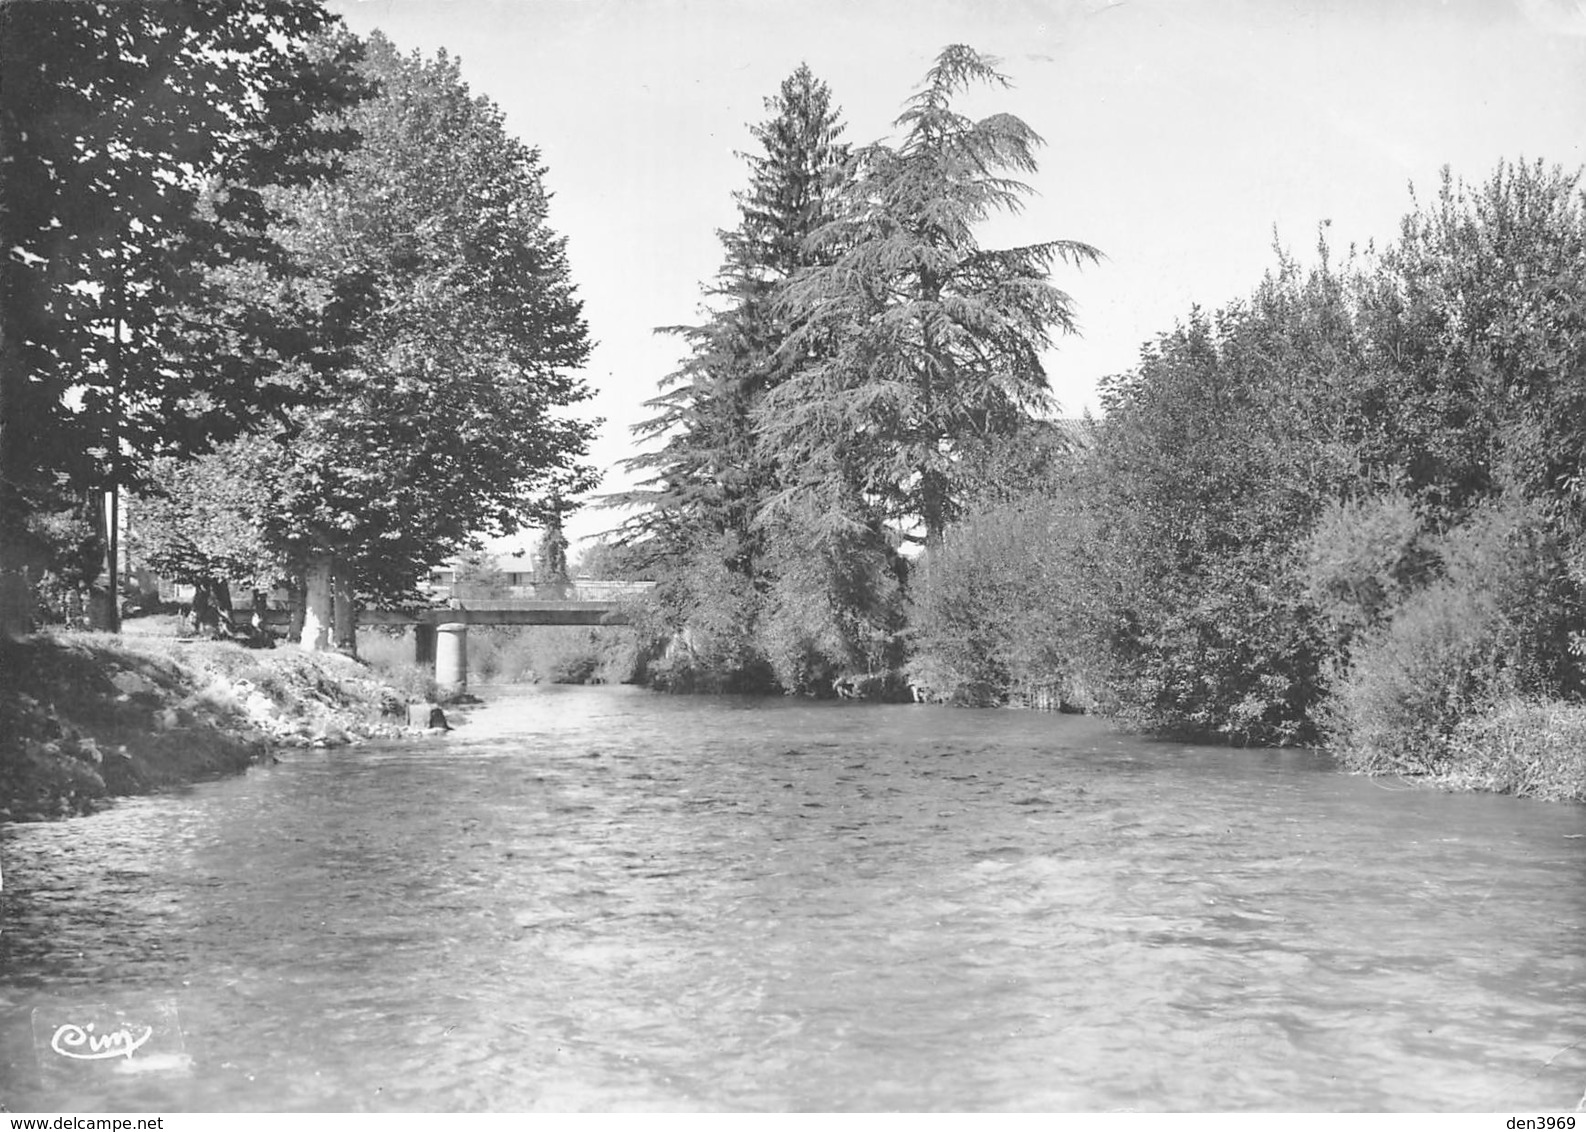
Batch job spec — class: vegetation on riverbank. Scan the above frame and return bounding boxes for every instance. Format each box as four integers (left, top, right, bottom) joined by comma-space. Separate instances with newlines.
3, 3, 1580, 806
902, 166, 1586, 803
0, 631, 425, 822
613, 50, 1092, 701
611, 53, 1586, 803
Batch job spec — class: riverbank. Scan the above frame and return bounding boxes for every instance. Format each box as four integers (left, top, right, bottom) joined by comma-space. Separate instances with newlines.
0, 632, 425, 823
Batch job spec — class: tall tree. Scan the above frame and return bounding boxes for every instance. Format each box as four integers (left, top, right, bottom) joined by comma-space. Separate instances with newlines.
611, 65, 855, 690
763, 45, 1100, 547
0, 0, 365, 636
619, 63, 848, 571
267, 33, 595, 651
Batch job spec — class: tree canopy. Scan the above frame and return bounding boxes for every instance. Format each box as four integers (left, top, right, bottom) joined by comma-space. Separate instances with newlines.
262, 33, 594, 607
619, 63, 849, 571
26, 21, 600, 647
618, 47, 1095, 693
0, 0, 367, 635
763, 45, 1100, 546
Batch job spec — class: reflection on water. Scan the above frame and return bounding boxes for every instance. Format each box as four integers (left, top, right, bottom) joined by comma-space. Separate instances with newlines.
2, 684, 1584, 1111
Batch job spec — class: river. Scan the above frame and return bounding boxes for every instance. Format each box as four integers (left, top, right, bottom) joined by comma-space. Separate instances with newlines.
1, 684, 1583, 1112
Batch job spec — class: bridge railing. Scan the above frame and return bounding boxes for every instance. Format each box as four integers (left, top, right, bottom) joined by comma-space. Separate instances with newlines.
259, 598, 645, 630
427, 580, 656, 602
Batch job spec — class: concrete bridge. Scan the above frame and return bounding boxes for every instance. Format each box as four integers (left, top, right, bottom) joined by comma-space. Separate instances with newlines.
264, 582, 656, 691
360, 598, 639, 629
387, 595, 649, 691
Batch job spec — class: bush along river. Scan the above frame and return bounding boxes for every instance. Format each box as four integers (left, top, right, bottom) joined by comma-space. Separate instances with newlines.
2, 683, 1584, 1112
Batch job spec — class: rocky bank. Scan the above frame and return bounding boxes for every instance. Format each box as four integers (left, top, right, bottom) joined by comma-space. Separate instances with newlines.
0, 632, 431, 823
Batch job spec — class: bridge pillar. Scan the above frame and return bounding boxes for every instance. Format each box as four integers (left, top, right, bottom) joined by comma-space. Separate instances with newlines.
435, 622, 468, 691
413, 623, 436, 667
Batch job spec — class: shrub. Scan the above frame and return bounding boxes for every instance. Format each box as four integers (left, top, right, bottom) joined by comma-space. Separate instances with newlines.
1437, 499, 1582, 697
1321, 580, 1503, 774
756, 522, 905, 696
1445, 698, 1586, 801
359, 623, 642, 691
1300, 491, 1433, 653
377, 662, 443, 704
907, 493, 1097, 707
356, 627, 411, 671
523, 626, 639, 685
630, 518, 905, 697
358, 627, 442, 701
1322, 495, 1585, 774
625, 533, 779, 694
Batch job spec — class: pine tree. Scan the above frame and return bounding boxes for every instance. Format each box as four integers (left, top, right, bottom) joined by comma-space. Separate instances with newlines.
763, 45, 1100, 547
617, 64, 848, 574
607, 65, 860, 689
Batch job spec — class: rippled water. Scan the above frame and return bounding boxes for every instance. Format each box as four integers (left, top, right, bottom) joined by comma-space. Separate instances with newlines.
2, 685, 1584, 1111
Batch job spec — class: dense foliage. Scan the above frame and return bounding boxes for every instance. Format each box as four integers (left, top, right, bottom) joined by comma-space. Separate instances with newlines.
132, 438, 282, 628
622, 47, 1094, 695
8, 8, 1580, 801
33, 21, 599, 650
614, 64, 853, 692
765, 46, 1098, 547
265, 33, 594, 613
908, 159, 1586, 797
0, 0, 366, 635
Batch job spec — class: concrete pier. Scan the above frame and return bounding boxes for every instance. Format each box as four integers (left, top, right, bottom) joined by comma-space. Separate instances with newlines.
435, 622, 468, 691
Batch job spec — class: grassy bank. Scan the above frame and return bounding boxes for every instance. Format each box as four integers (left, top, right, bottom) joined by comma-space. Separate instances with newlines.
0, 631, 422, 823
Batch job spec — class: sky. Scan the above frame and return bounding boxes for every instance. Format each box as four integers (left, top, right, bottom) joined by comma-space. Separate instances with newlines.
327, 0, 1586, 555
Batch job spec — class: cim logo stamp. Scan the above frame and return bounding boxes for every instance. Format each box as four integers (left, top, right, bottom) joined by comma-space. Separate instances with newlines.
31, 1002, 189, 1077
50, 1020, 153, 1061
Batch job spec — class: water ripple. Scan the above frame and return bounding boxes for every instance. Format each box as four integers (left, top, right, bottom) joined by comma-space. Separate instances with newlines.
2, 685, 1583, 1111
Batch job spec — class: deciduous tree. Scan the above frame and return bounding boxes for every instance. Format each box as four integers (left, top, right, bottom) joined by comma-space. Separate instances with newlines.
132, 437, 284, 634
0, 0, 365, 635
1078, 250, 1369, 742
1355, 161, 1586, 525
267, 34, 595, 650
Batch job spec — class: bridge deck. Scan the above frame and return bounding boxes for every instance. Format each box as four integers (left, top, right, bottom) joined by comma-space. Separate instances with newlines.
261, 600, 634, 629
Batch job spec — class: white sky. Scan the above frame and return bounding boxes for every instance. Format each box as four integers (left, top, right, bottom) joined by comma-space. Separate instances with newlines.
328, 0, 1586, 554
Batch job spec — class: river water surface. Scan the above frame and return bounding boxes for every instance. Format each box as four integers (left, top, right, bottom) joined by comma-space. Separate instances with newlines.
2, 685, 1584, 1111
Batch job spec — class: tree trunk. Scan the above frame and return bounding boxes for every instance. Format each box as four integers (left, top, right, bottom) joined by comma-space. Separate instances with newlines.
0, 282, 30, 640
103, 259, 124, 636
192, 583, 217, 635
250, 587, 269, 641
0, 562, 28, 640
300, 555, 332, 651
331, 556, 357, 657
212, 579, 235, 638
81, 491, 113, 631
288, 578, 306, 642
103, 485, 120, 634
